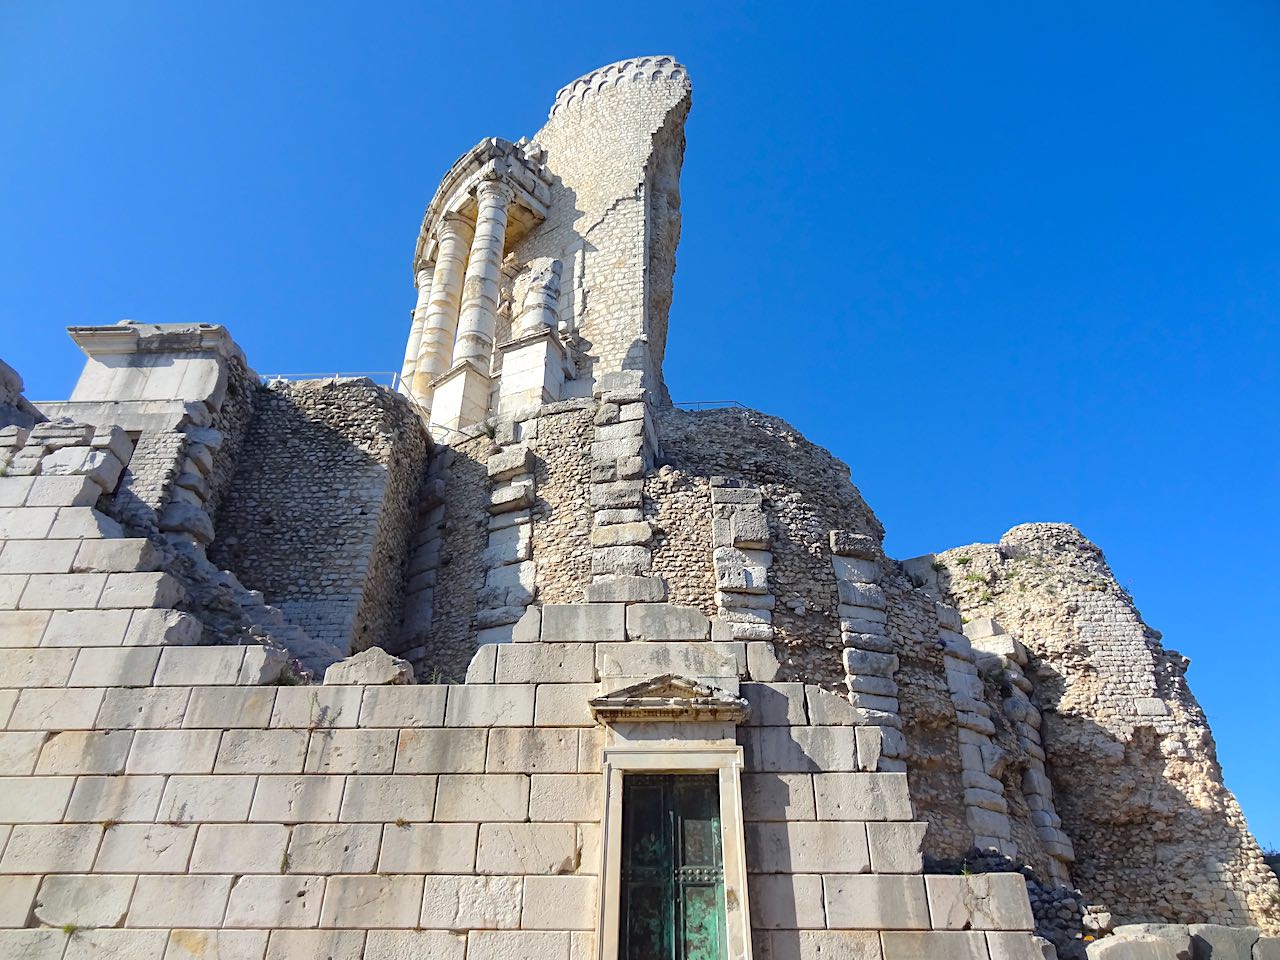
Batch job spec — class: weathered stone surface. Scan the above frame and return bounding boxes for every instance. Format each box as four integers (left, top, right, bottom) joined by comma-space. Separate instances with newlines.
421, 874, 523, 929
824, 874, 929, 930
323, 646, 415, 685
541, 603, 625, 642
625, 603, 710, 641
585, 575, 667, 603
925, 874, 1035, 931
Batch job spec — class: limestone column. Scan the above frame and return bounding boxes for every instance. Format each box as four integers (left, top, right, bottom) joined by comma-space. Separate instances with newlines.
398, 261, 435, 397
412, 214, 475, 401
452, 179, 515, 368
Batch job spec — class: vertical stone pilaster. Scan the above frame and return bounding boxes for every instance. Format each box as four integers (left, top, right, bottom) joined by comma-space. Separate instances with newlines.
453, 179, 515, 368
711, 480, 774, 640
830, 530, 908, 773
413, 214, 475, 404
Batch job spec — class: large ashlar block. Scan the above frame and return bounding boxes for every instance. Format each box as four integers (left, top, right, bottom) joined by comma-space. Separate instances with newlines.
435, 774, 530, 822
0, 648, 78, 687
160, 775, 257, 823
0, 931, 68, 958
533, 683, 599, 726
287, 823, 381, 874
445, 685, 536, 727
125, 728, 221, 774
522, 875, 598, 930
305, 729, 397, 774
190, 823, 288, 874
529, 773, 603, 822
746, 821, 870, 874
742, 773, 817, 822
224, 874, 324, 928
265, 930, 367, 960
395, 728, 487, 774
742, 683, 808, 726
215, 729, 309, 775
541, 603, 626, 642
486, 728, 580, 774
596, 641, 744, 682
19, 572, 107, 610
359, 684, 448, 727
64, 775, 164, 822
764, 930, 882, 960
340, 775, 438, 822
925, 874, 1035, 931
866, 821, 928, 873
8, 687, 103, 731
128, 880, 234, 931
0, 777, 74, 823
124, 609, 201, 647
42, 609, 131, 648
986, 931, 1059, 960
881, 931, 989, 960
154, 646, 245, 686
366, 931, 466, 960
0, 540, 79, 575
320, 874, 424, 928
823, 874, 930, 930
34, 874, 135, 929
584, 575, 668, 603
269, 685, 362, 729
36, 729, 132, 775
625, 603, 710, 641
813, 773, 913, 821
747, 873, 827, 930
0, 875, 39, 927
0, 731, 46, 774
164, 930, 270, 960
495, 643, 595, 683
430, 362, 492, 433
98, 571, 184, 609
467, 930, 572, 960
184, 686, 277, 729
73, 538, 160, 574
420, 874, 522, 930
476, 822, 580, 874
740, 726, 860, 774
1, 824, 102, 873
0, 610, 50, 647
95, 822, 196, 872
69, 647, 161, 687
376, 823, 479, 873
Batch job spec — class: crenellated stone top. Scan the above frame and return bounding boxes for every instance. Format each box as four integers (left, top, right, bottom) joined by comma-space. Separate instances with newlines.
547, 55, 689, 120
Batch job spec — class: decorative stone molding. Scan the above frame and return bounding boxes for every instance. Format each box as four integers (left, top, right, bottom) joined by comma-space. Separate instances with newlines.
589, 674, 750, 724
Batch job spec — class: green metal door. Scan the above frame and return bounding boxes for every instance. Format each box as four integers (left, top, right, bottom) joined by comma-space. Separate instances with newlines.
619, 774, 727, 960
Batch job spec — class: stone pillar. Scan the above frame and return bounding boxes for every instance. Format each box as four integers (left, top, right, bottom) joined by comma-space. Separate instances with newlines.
398, 261, 435, 398
411, 215, 475, 403
452, 179, 514, 368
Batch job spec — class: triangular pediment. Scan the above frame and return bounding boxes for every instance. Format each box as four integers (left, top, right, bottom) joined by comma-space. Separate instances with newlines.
589, 673, 750, 723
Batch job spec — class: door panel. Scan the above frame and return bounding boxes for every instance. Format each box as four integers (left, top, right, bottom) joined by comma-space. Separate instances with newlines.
620, 774, 727, 960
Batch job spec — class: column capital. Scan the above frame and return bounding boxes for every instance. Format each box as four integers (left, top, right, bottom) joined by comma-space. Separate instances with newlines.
476, 177, 516, 204
435, 212, 475, 244
414, 262, 436, 288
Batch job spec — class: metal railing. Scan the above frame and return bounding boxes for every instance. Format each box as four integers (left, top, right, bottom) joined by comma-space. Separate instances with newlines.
259, 371, 402, 389
673, 400, 748, 411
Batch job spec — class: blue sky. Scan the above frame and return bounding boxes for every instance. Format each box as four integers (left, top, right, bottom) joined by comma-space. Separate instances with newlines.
2, 3, 1276, 846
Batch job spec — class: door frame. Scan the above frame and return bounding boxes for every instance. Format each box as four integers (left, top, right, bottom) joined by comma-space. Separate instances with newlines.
596, 744, 754, 960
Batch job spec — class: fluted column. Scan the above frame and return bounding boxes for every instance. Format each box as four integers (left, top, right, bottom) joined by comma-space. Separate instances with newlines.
398, 261, 435, 398
413, 214, 475, 401
452, 179, 514, 367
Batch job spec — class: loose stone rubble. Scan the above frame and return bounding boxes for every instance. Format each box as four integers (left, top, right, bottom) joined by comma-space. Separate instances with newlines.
0, 55, 1274, 960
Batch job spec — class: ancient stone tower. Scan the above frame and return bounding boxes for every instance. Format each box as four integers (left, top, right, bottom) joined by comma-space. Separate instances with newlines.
0, 57, 1276, 960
